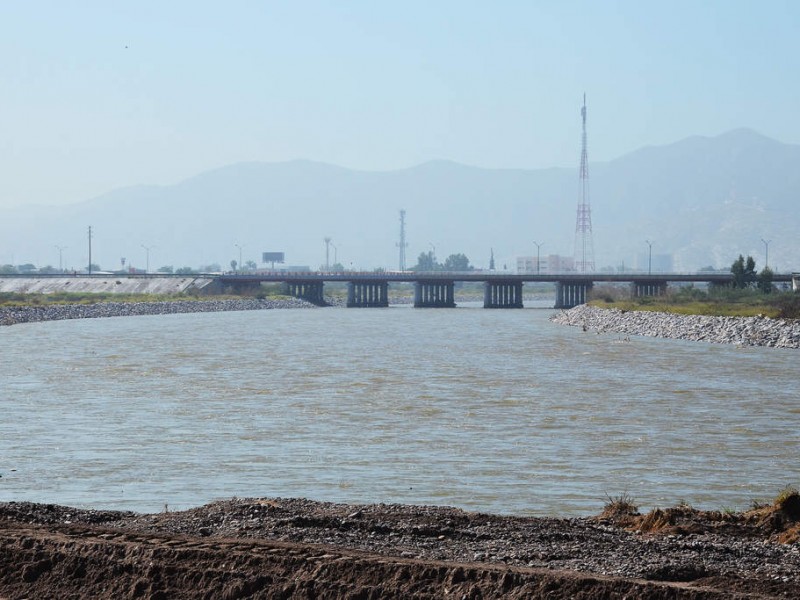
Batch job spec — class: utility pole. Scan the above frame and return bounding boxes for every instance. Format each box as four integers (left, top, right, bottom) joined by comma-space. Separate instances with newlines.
324, 237, 332, 271
645, 240, 654, 275
234, 243, 244, 273
55, 245, 66, 273
533, 241, 543, 275
761, 238, 771, 269
573, 93, 594, 272
396, 209, 408, 271
141, 244, 154, 273
87, 226, 93, 274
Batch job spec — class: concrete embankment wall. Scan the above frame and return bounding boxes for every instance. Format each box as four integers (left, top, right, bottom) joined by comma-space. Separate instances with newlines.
0, 276, 218, 295
551, 304, 800, 349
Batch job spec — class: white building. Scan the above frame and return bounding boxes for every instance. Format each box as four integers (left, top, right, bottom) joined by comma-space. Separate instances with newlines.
517, 255, 575, 274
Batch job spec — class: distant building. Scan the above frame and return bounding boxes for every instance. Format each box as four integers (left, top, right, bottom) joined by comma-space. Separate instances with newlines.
517, 255, 575, 274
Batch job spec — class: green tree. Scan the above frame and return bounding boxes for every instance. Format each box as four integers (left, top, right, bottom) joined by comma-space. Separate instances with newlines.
731, 255, 757, 289
244, 260, 257, 271
175, 266, 196, 275
757, 266, 774, 293
443, 253, 472, 271
412, 251, 439, 271
38, 265, 58, 274
157, 265, 174, 274
230, 260, 238, 272
0, 264, 17, 274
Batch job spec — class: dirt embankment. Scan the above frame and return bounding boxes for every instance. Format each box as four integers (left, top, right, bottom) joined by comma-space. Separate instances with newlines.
2, 497, 800, 599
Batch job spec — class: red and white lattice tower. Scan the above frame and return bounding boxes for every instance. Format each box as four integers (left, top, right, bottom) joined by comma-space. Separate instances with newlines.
574, 93, 594, 272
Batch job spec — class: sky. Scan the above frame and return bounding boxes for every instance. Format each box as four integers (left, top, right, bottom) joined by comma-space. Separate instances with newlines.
2, 0, 799, 209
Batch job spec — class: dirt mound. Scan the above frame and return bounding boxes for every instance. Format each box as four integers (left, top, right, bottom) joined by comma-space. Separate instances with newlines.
2, 497, 799, 599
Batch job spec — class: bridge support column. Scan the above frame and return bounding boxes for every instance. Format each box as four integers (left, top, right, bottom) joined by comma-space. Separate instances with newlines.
346, 281, 389, 307
413, 281, 456, 308
631, 280, 667, 298
554, 280, 593, 309
286, 281, 325, 305
483, 281, 523, 308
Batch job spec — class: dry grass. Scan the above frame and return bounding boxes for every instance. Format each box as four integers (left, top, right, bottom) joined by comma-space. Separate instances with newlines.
600, 488, 800, 543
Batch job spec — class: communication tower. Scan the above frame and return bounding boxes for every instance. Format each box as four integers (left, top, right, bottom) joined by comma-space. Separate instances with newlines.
574, 93, 595, 272
397, 209, 408, 270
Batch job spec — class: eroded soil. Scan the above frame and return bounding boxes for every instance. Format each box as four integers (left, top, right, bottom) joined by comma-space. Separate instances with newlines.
1, 497, 798, 599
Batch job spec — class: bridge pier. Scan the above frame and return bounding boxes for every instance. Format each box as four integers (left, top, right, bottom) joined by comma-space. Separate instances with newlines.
631, 280, 667, 298
347, 281, 389, 307
286, 281, 326, 305
483, 281, 523, 308
554, 280, 593, 309
414, 281, 456, 308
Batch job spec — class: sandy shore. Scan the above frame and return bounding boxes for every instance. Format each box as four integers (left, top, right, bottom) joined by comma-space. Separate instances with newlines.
1, 497, 798, 598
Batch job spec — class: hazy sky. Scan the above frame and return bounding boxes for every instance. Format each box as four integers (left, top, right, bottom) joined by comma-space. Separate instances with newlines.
2, 0, 798, 209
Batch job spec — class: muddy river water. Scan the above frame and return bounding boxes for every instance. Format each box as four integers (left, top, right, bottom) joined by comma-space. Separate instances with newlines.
1, 304, 798, 515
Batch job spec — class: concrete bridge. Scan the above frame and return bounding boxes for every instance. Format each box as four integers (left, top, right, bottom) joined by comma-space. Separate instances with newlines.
1, 272, 794, 309
217, 271, 796, 309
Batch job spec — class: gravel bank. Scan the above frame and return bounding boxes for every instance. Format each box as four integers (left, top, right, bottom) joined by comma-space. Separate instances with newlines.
551, 304, 800, 349
0, 297, 317, 326
1, 498, 798, 598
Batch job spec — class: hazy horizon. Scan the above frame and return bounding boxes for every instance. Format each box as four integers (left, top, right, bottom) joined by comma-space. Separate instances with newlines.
3, 1, 800, 209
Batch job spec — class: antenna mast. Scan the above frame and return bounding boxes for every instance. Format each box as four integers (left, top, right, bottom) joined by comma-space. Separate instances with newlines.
574, 93, 594, 272
397, 209, 408, 270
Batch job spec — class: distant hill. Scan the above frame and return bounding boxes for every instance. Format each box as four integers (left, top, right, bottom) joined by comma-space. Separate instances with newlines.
1, 128, 798, 273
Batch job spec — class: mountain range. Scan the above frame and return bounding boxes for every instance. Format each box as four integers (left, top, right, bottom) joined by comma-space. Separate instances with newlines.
2, 128, 798, 273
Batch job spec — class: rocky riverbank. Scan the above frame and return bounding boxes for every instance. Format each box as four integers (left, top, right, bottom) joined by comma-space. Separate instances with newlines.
1, 496, 798, 598
0, 297, 317, 327
551, 304, 800, 349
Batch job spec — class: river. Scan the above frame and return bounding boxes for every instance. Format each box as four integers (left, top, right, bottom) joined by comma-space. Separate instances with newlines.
1, 304, 798, 516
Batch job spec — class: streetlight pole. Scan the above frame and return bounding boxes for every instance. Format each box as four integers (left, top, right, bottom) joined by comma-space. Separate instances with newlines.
87, 226, 93, 274
55, 245, 66, 273
533, 241, 543, 275
761, 238, 771, 269
324, 237, 331, 271
645, 240, 654, 275
234, 243, 244, 272
141, 245, 154, 274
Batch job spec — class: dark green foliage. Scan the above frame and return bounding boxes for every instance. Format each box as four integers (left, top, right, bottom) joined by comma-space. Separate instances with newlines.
757, 267, 774, 293
730, 255, 757, 289
443, 253, 472, 271
773, 293, 800, 319
412, 251, 438, 271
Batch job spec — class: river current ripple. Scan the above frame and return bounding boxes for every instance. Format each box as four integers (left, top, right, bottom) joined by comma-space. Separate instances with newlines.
1, 305, 798, 516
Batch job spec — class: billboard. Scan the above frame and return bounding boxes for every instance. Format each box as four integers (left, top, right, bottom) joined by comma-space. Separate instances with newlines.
262, 252, 285, 264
